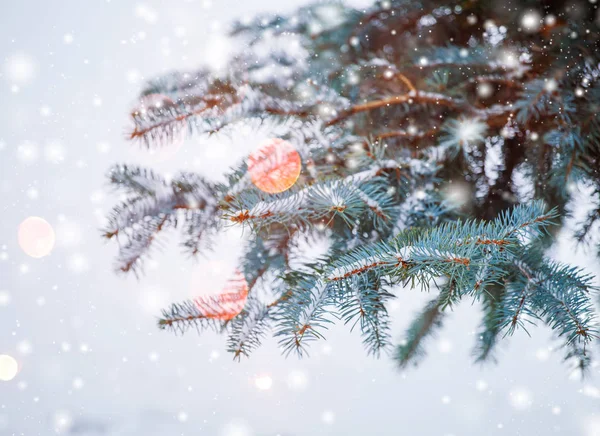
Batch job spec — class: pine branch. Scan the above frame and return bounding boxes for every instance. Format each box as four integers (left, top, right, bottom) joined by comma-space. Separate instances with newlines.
228, 301, 271, 360
274, 271, 335, 357
129, 84, 319, 146
104, 0, 600, 371
338, 275, 393, 356
326, 91, 464, 126
158, 299, 228, 335
326, 201, 555, 287
225, 169, 397, 231
395, 297, 445, 368
104, 166, 218, 274
473, 285, 506, 363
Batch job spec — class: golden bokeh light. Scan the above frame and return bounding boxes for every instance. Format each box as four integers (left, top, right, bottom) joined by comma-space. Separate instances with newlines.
18, 216, 56, 258
248, 138, 301, 194
0, 354, 18, 381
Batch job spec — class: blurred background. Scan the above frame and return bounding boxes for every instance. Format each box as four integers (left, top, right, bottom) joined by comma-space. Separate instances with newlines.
1, 0, 600, 435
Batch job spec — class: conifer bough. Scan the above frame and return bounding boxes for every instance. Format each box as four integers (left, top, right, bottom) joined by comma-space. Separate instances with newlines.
104, 0, 600, 372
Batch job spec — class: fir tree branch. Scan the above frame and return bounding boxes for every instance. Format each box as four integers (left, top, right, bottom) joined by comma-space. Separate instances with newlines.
326, 91, 463, 126
473, 285, 506, 362
105, 0, 600, 371
338, 275, 393, 356
395, 297, 445, 368
228, 301, 271, 360
274, 271, 335, 357
104, 166, 218, 274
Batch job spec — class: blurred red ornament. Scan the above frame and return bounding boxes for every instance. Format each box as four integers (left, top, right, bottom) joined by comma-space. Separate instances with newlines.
194, 270, 249, 320
248, 138, 301, 193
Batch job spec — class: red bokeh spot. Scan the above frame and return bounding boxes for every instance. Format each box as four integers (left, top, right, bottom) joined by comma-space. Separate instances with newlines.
194, 270, 249, 320
248, 138, 301, 194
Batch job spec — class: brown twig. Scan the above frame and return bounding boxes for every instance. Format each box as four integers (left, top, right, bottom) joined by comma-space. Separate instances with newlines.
395, 73, 416, 93
129, 96, 227, 142
326, 91, 463, 126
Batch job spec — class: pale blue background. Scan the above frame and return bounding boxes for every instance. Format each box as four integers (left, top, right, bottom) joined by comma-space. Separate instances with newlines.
1, 1, 599, 435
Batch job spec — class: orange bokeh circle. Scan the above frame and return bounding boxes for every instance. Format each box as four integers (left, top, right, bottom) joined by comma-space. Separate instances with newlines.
194, 270, 249, 321
248, 139, 301, 194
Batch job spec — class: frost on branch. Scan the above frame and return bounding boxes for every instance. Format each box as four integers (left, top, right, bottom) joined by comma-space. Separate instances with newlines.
105, 0, 600, 372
